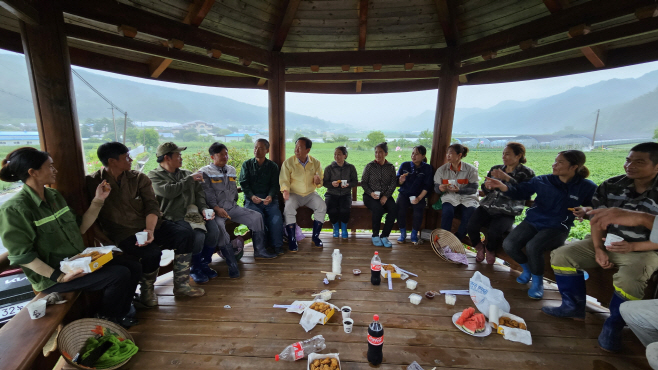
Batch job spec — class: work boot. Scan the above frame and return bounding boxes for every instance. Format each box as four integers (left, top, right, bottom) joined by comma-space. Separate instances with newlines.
598, 292, 628, 352
253, 231, 277, 259
136, 268, 159, 308
190, 253, 209, 284
332, 223, 340, 238
474, 242, 485, 263
410, 229, 419, 244
528, 274, 544, 299
517, 263, 531, 284
285, 223, 298, 252
340, 222, 348, 238
542, 271, 587, 320
485, 248, 496, 264
173, 253, 205, 297
219, 244, 240, 279
200, 245, 218, 279
312, 220, 324, 248
397, 228, 407, 244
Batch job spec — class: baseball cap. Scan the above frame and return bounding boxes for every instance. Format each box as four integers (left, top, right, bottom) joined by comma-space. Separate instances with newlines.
156, 142, 187, 157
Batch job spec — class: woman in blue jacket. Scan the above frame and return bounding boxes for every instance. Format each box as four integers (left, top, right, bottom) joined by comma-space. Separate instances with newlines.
396, 145, 433, 244
485, 150, 597, 299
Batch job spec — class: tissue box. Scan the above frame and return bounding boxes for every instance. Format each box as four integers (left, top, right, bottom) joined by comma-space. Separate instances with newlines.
308, 353, 340, 370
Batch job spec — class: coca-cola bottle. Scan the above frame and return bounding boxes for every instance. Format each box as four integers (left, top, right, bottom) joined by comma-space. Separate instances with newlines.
367, 314, 384, 365
371, 251, 381, 285
275, 335, 326, 361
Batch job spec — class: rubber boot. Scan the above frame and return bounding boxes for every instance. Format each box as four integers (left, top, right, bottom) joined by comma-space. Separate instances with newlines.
397, 228, 407, 244
541, 271, 587, 320
219, 245, 240, 279
253, 231, 278, 259
341, 222, 348, 238
528, 274, 544, 299
312, 220, 324, 248
474, 242, 485, 263
173, 253, 205, 297
332, 223, 340, 238
285, 223, 298, 252
190, 252, 209, 284
410, 229, 419, 244
598, 292, 628, 352
200, 245, 218, 279
136, 268, 159, 308
517, 263, 531, 284
485, 248, 496, 264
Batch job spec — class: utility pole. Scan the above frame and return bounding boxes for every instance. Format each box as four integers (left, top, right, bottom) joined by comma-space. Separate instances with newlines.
591, 109, 600, 150
123, 112, 128, 144
110, 107, 116, 141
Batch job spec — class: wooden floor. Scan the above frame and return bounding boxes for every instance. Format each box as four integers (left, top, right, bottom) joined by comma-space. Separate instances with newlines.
122, 233, 650, 370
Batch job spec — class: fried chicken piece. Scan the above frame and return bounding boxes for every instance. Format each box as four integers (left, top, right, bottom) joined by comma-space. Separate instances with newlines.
313, 359, 321, 366
321, 358, 331, 364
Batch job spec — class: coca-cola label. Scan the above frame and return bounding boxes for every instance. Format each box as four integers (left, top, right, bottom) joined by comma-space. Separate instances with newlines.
293, 342, 304, 360
371, 263, 381, 271
368, 334, 384, 345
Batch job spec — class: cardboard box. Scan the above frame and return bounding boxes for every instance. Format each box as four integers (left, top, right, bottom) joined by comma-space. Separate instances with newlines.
88, 251, 113, 272
308, 353, 341, 370
311, 304, 335, 325
490, 311, 528, 335
381, 264, 401, 278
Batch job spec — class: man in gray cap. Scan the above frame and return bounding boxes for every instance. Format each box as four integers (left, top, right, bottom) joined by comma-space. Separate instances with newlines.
148, 142, 220, 285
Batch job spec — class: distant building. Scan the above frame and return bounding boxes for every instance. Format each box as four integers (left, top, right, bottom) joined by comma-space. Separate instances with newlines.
171, 120, 214, 134
159, 132, 175, 138
218, 133, 262, 142
0, 131, 39, 146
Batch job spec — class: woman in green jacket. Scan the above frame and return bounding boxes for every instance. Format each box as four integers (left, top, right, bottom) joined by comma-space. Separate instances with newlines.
0, 147, 140, 328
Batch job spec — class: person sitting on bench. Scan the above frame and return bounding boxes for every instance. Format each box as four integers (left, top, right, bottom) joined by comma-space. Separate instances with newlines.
0, 147, 140, 328
323, 146, 358, 239
148, 142, 219, 285
543, 143, 658, 353
396, 145, 433, 244
87, 142, 203, 309
486, 150, 597, 300
280, 137, 326, 251
361, 142, 397, 248
199, 142, 276, 272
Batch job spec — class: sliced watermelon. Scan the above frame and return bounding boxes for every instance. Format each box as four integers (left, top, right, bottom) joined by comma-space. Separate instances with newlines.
462, 318, 478, 334
472, 314, 486, 333
455, 307, 475, 326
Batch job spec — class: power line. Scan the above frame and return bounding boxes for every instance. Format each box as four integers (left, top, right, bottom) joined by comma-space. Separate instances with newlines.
0, 88, 32, 103
71, 69, 126, 115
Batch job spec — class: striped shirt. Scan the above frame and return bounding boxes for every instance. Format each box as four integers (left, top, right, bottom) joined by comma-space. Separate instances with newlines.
592, 174, 658, 242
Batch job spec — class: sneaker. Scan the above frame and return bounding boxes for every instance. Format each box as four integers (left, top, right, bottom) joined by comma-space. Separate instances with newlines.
381, 237, 392, 248
371, 236, 383, 246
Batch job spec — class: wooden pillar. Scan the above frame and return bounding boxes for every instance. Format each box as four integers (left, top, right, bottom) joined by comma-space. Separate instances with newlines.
268, 51, 286, 167
19, 0, 87, 215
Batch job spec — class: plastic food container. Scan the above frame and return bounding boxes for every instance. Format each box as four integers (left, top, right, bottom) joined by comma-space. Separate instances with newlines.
326, 272, 336, 281
318, 290, 332, 301
409, 293, 422, 305
406, 279, 418, 290
425, 291, 436, 299
445, 294, 457, 305
352, 269, 361, 275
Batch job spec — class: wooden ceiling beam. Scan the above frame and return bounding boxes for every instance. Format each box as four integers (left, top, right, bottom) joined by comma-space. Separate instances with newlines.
458, 0, 657, 61
59, 0, 270, 66
0, 0, 39, 25
149, 57, 173, 78
283, 49, 444, 68
286, 79, 440, 94
459, 15, 658, 75
65, 24, 269, 79
434, 0, 459, 47
286, 70, 441, 82
270, 0, 301, 52
183, 0, 215, 27
580, 44, 606, 68
358, 0, 368, 51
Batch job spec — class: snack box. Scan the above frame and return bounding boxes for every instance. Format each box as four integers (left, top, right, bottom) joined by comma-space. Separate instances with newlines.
381, 264, 401, 278
62, 249, 113, 273
308, 353, 341, 370
80, 251, 113, 272
309, 300, 336, 325
490, 311, 528, 335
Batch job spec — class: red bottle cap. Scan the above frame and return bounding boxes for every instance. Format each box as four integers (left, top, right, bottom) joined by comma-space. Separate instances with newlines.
374, 314, 379, 321
275, 355, 279, 361
374, 251, 379, 255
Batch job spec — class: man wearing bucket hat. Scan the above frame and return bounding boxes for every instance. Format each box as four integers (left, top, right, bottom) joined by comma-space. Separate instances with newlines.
148, 142, 220, 285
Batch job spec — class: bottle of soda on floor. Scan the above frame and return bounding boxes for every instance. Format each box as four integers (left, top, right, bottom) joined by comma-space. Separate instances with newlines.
367, 314, 384, 365
371, 251, 381, 285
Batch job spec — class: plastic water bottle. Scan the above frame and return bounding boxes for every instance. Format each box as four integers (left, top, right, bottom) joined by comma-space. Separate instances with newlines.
371, 251, 381, 285
332, 249, 342, 275
275, 335, 326, 361
367, 314, 384, 365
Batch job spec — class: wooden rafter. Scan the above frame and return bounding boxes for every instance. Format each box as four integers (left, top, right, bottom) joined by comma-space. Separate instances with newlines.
434, 0, 459, 47
65, 24, 269, 79
287, 79, 440, 94
286, 70, 440, 82
149, 57, 172, 78
458, 0, 656, 61
283, 49, 445, 68
358, 0, 368, 51
183, 0, 215, 27
59, 0, 270, 66
0, 0, 39, 25
270, 0, 301, 52
543, 0, 570, 14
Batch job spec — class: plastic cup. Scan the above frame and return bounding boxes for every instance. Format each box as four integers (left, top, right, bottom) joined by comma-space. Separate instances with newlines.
135, 231, 148, 245
326, 272, 336, 281
26, 299, 47, 320
341, 306, 352, 319
409, 196, 416, 202
342, 180, 348, 186
604, 233, 624, 247
448, 179, 457, 186
374, 191, 381, 197
204, 209, 214, 219
406, 279, 418, 290
409, 293, 422, 305
343, 318, 354, 333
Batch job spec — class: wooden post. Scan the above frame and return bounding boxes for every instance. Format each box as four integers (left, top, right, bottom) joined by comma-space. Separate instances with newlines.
268, 52, 286, 167
19, 0, 88, 216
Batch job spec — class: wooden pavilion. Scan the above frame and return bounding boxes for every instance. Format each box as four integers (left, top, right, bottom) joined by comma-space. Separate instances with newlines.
0, 0, 658, 369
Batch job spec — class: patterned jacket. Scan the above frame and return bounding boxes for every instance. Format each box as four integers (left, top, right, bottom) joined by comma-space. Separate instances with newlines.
479, 164, 535, 216
361, 160, 397, 198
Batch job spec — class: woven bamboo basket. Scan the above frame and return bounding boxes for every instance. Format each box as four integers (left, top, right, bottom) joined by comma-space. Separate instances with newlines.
430, 229, 467, 264
58, 318, 135, 370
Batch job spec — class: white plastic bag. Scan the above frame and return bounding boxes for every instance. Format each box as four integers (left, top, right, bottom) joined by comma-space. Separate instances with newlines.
469, 271, 510, 317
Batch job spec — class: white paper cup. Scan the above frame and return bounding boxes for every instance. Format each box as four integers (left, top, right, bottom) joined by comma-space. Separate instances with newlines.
342, 180, 348, 186
135, 231, 148, 245
448, 179, 457, 186
343, 318, 354, 333
26, 299, 47, 320
605, 233, 624, 247
341, 306, 352, 319
204, 209, 214, 219
409, 196, 416, 202
326, 272, 336, 281
374, 191, 381, 197
406, 279, 418, 290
